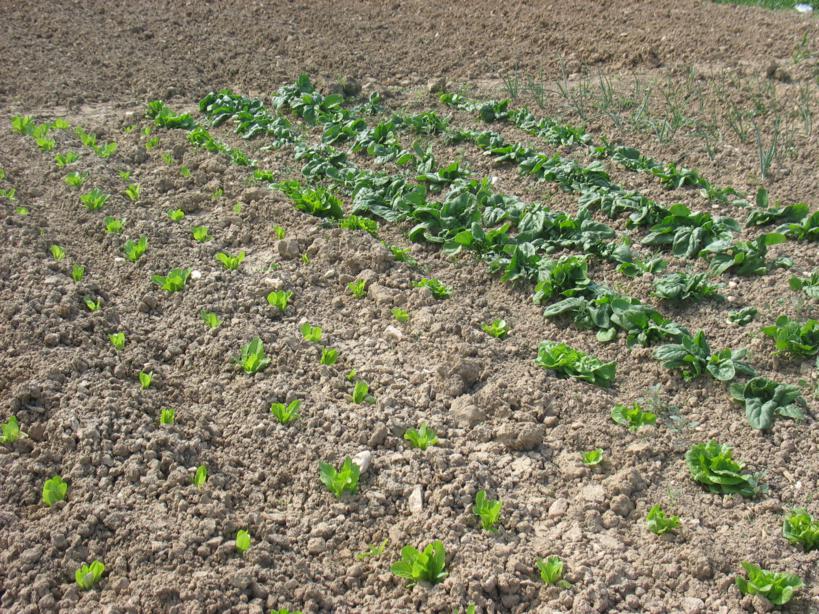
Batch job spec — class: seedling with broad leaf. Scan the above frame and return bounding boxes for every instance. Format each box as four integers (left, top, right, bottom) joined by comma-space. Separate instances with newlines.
482, 319, 510, 339
109, 332, 126, 351
392, 307, 409, 323
138, 370, 153, 390
49, 244, 65, 261
168, 208, 185, 222
235, 530, 251, 554
414, 277, 451, 299
473, 490, 502, 531
11, 114, 34, 135
1, 416, 21, 445
103, 217, 124, 234
193, 464, 208, 488
200, 310, 221, 329
42, 476, 68, 506
782, 509, 819, 551
267, 290, 292, 313
270, 400, 300, 425
75, 560, 105, 590
761, 316, 818, 358
686, 441, 763, 497
536, 556, 570, 588
347, 279, 367, 299
403, 424, 438, 450
355, 539, 388, 561
123, 183, 141, 202
320, 347, 337, 365
235, 337, 271, 374
215, 251, 245, 270
581, 448, 604, 466
123, 236, 148, 262
152, 268, 191, 292
80, 188, 110, 211
273, 225, 286, 240
789, 271, 819, 299
64, 171, 89, 188
352, 380, 373, 404
160, 408, 175, 425
536, 341, 616, 388
727, 307, 757, 326
192, 225, 211, 242
391, 541, 447, 586
300, 323, 322, 343
728, 376, 805, 430
84, 296, 102, 312
646, 505, 680, 535
735, 562, 802, 606
55, 151, 79, 168
611, 402, 656, 431
319, 457, 360, 498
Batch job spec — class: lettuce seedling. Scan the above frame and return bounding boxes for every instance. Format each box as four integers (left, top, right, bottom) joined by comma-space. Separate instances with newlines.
728, 376, 806, 430
482, 319, 510, 339
267, 290, 292, 312
118, 170, 131, 182
36, 137, 56, 152
355, 538, 388, 561
123, 236, 148, 262
473, 490, 502, 531
192, 225, 211, 242
727, 307, 757, 326
340, 214, 378, 236
655, 331, 754, 383
152, 268, 191, 292
235, 337, 271, 374
168, 208, 185, 222
347, 279, 367, 299
235, 530, 251, 554
123, 183, 140, 202
49, 244, 65, 261
686, 441, 763, 497
104, 216, 125, 234
581, 448, 604, 466
291, 185, 344, 219
761, 316, 818, 358
535, 341, 616, 388
160, 408, 175, 425
75, 560, 105, 590
51, 118, 70, 130
80, 188, 110, 211
782, 509, 819, 551
193, 464, 208, 488
300, 323, 322, 343
702, 233, 791, 276
789, 271, 819, 299
735, 562, 802, 606
55, 151, 79, 168
646, 505, 680, 535
611, 402, 656, 431
84, 296, 101, 312
273, 225, 286, 240
414, 277, 451, 299
392, 307, 409, 323
346, 369, 357, 381
64, 171, 89, 188
270, 400, 300, 425
42, 475, 68, 506
138, 370, 153, 390
403, 424, 438, 450
200, 310, 221, 329
352, 380, 373, 404
215, 251, 245, 270
536, 556, 570, 588
320, 347, 337, 365
14, 206, 28, 215
391, 541, 448, 586
11, 114, 34, 135
319, 457, 360, 498
653, 272, 722, 303
95, 142, 117, 159
1, 416, 21, 445
109, 332, 126, 351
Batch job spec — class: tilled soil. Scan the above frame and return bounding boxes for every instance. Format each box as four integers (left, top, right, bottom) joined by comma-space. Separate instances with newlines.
0, 2, 818, 614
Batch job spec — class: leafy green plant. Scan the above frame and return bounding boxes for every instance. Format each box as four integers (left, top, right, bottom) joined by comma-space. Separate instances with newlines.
123, 183, 141, 202
83, 296, 101, 312
347, 279, 367, 299
340, 214, 378, 236
319, 457, 360, 498
49, 244, 65, 261
95, 141, 117, 159
270, 399, 301, 425
193, 464, 208, 488
727, 307, 758, 326
200, 310, 221, 329
535, 341, 616, 387
273, 225, 286, 240
352, 380, 373, 404
403, 424, 438, 450
653, 272, 722, 302
267, 290, 293, 312
138, 370, 153, 390
654, 331, 755, 382
160, 408, 175, 425
215, 251, 245, 270
299, 323, 323, 343
64, 171, 89, 188
103, 216, 125, 234
36, 136, 56, 152
391, 541, 448, 586
109, 332, 126, 351
761, 316, 818, 358
235, 337, 271, 374
782, 509, 819, 552
320, 347, 337, 366
685, 441, 763, 497
482, 319, 510, 339
118, 170, 131, 182
355, 539, 388, 561
289, 185, 344, 219
145, 135, 160, 150
391, 307, 409, 323
122, 236, 148, 262
536, 556, 570, 588
789, 271, 819, 299
414, 277, 451, 299
168, 208, 185, 222
235, 530, 251, 554
728, 376, 806, 430
735, 562, 802, 606
75, 560, 105, 590
42, 475, 68, 506
581, 448, 604, 466
11, 114, 34, 135
14, 206, 28, 216
192, 225, 211, 242
702, 233, 791, 276
646, 505, 680, 535
152, 268, 191, 292
1, 416, 21, 445
55, 151, 79, 168
611, 402, 656, 431
473, 490, 503, 531
80, 188, 110, 211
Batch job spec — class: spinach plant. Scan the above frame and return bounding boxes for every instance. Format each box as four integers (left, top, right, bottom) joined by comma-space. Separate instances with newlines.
536, 555, 570, 588
80, 188, 110, 211
193, 464, 208, 488
782, 509, 819, 551
235, 530, 251, 554
535, 341, 615, 387
761, 316, 818, 358
200, 310, 221, 329
728, 377, 806, 430
109, 332, 126, 351
319, 347, 337, 365
152, 268, 191, 292
1, 416, 21, 445
160, 408, 175, 425
347, 279, 367, 299
267, 290, 293, 312
414, 277, 451, 299
611, 402, 656, 431
581, 448, 604, 466
300, 323, 322, 343
789, 271, 818, 299
123, 236, 148, 262
215, 251, 245, 270
138, 370, 153, 389
653, 272, 722, 303
482, 319, 510, 339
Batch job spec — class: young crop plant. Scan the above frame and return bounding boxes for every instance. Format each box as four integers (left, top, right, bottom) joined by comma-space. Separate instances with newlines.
536, 556, 570, 588
319, 347, 338, 366
215, 251, 245, 270
167, 208, 185, 222
287, 185, 344, 219
267, 290, 293, 313
270, 399, 301, 425
581, 448, 604, 466
138, 370, 153, 390
192, 225, 211, 242
319, 457, 360, 498
123, 183, 141, 202
473, 490, 503, 532
49, 244, 65, 261
729, 377, 806, 430
103, 216, 125, 234
685, 441, 763, 497
782, 509, 819, 552
653, 272, 722, 303
340, 214, 378, 236
55, 151, 79, 168
355, 539, 389, 561
235, 337, 271, 374
11, 114, 34, 135
646, 505, 680, 535
109, 332, 126, 351
84, 296, 102, 312
118, 170, 131, 182
200, 310, 221, 329
71, 264, 86, 282
95, 141, 118, 159
702, 233, 791, 276
122, 236, 148, 262
735, 562, 802, 607
75, 560, 105, 591
482, 319, 511, 339
535, 341, 616, 387
299, 323, 323, 343
235, 530, 251, 554
789, 271, 819, 299
761, 316, 818, 358
403, 424, 438, 450
1, 416, 21, 445
654, 331, 755, 383
351, 380, 374, 404
152, 268, 191, 292
42, 475, 68, 506
160, 408, 175, 425
392, 307, 409, 323
347, 279, 367, 299
193, 464, 208, 488
64, 171, 89, 188
727, 307, 758, 326
273, 225, 286, 240
80, 188, 110, 212
611, 402, 656, 431
179, 165, 191, 178
391, 541, 448, 586
413, 277, 451, 299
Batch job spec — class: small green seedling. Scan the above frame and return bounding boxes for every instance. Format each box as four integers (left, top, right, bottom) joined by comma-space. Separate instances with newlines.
215, 251, 245, 270
232, 202, 243, 214
211, 187, 223, 200
320, 347, 338, 365
727, 307, 758, 326
473, 490, 503, 532
414, 277, 451, 299
152, 268, 191, 292
611, 402, 656, 431
403, 424, 438, 450
300, 322, 323, 343
391, 541, 448, 586
352, 380, 373, 404
103, 216, 125, 234
347, 279, 367, 299
36, 137, 56, 152
686, 441, 763, 497
95, 142, 117, 159
192, 225, 211, 242
15, 206, 28, 216
168, 208, 185, 222
64, 171, 89, 188
355, 539, 388, 561
1, 416, 21, 445
235, 337, 271, 374
138, 370, 153, 389
122, 236, 148, 262
55, 151, 79, 168
646, 505, 680, 535
109, 332, 126, 351
273, 225, 286, 240
482, 319, 510, 339
118, 170, 131, 182
49, 244, 65, 261
319, 457, 360, 498
345, 369, 357, 382
267, 290, 293, 312
123, 183, 140, 202
145, 135, 160, 150
161, 153, 174, 165
782, 509, 819, 552
80, 188, 110, 211
270, 400, 301, 425
84, 296, 102, 312
193, 464, 208, 488
42, 475, 68, 506
235, 530, 251, 554
160, 408, 175, 425
75, 560, 105, 590
300, 253, 310, 265
11, 114, 34, 135
735, 562, 802, 606
536, 555, 570, 588
51, 118, 70, 130
581, 448, 604, 466
392, 307, 409, 323
200, 310, 221, 329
